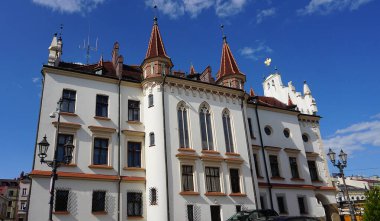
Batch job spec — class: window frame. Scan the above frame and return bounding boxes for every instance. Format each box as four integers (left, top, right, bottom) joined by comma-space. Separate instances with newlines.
95, 94, 109, 118
93, 137, 109, 165
54, 189, 69, 212
297, 195, 308, 215
229, 168, 241, 194
289, 156, 300, 179
222, 109, 235, 153
149, 132, 155, 146
187, 204, 194, 221
269, 155, 281, 178
61, 89, 76, 113
128, 100, 140, 121
247, 118, 255, 139
181, 165, 195, 192
276, 195, 288, 214
148, 94, 154, 108
92, 190, 106, 213
204, 166, 222, 193
127, 142, 142, 168
199, 103, 214, 151
177, 102, 191, 149
57, 134, 74, 163
307, 160, 319, 181
127, 192, 143, 217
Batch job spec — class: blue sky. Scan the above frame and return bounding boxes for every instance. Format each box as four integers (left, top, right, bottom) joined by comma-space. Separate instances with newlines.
0, 0, 379, 178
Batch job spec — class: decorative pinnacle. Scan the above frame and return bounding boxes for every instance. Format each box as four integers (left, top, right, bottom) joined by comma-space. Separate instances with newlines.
221, 24, 227, 43
153, 5, 158, 24
304, 80, 307, 84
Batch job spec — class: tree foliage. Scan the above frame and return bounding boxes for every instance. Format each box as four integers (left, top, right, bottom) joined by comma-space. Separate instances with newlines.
363, 187, 380, 221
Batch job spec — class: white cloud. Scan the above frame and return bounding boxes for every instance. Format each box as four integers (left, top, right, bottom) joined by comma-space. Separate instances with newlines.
298, 0, 373, 15
32, 77, 40, 83
256, 7, 276, 24
239, 41, 273, 60
370, 113, 380, 119
145, 0, 248, 19
215, 0, 248, 17
324, 115, 380, 155
32, 0, 106, 13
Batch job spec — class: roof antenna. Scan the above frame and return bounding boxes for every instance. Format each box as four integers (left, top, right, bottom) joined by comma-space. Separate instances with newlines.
79, 25, 98, 65
220, 24, 227, 43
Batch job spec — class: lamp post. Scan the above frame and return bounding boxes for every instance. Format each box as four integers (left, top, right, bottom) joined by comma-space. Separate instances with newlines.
327, 148, 356, 221
37, 98, 75, 221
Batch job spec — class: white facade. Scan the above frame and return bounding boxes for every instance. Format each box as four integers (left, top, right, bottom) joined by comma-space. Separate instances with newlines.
29, 21, 338, 221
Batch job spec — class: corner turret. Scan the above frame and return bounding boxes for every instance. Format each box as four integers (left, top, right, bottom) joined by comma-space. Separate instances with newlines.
48, 33, 62, 66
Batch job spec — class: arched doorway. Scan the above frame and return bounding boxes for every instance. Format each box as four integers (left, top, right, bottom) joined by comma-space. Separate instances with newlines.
315, 193, 340, 221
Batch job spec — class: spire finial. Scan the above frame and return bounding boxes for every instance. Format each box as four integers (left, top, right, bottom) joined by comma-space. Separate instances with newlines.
220, 24, 227, 43
153, 5, 158, 24
59, 24, 64, 40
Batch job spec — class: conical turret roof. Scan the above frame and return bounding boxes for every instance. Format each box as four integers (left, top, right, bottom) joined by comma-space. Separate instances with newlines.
217, 37, 243, 80
145, 18, 169, 60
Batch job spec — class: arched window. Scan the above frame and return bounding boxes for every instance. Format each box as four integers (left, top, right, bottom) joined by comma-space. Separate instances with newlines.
178, 102, 190, 148
199, 103, 214, 150
222, 109, 234, 153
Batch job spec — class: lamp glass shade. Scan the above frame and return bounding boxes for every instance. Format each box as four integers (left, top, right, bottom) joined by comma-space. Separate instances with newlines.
327, 148, 336, 162
64, 138, 75, 164
38, 135, 50, 158
339, 149, 347, 164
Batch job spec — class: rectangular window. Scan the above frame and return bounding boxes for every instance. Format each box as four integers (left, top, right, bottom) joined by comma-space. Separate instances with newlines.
57, 134, 74, 163
92, 191, 106, 212
210, 205, 221, 221
182, 165, 194, 192
149, 132, 155, 146
277, 196, 287, 214
150, 188, 157, 205
236, 205, 241, 213
205, 167, 221, 192
253, 153, 261, 177
61, 89, 76, 113
20, 202, 26, 210
55, 190, 69, 212
148, 94, 153, 107
248, 118, 255, 138
8, 190, 13, 197
96, 95, 108, 117
93, 138, 109, 165
308, 160, 319, 181
289, 157, 300, 179
230, 168, 241, 193
128, 100, 140, 121
187, 205, 194, 221
127, 192, 142, 217
298, 196, 307, 214
128, 142, 141, 168
269, 155, 280, 177
260, 195, 266, 209
22, 188, 27, 196
8, 201, 12, 206
178, 107, 190, 148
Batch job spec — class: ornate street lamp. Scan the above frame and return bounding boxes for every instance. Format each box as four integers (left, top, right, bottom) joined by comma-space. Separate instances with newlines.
37, 98, 75, 221
327, 148, 356, 221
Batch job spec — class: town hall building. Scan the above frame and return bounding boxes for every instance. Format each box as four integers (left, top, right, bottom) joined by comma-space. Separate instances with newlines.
28, 16, 338, 221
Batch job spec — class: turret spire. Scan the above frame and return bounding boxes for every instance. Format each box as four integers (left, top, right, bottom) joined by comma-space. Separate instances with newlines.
145, 14, 169, 60
250, 88, 255, 97
303, 80, 312, 96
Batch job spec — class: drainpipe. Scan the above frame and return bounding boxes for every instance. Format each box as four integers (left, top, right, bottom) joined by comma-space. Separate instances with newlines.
254, 102, 274, 210
117, 79, 121, 221
161, 75, 171, 221
240, 96, 259, 208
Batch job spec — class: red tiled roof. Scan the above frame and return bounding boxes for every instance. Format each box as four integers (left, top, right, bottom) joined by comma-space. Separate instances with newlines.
288, 94, 294, 106
58, 61, 142, 82
145, 20, 169, 60
217, 38, 243, 80
254, 96, 294, 110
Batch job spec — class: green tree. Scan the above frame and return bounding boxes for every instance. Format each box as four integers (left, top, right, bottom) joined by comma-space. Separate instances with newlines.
363, 186, 380, 221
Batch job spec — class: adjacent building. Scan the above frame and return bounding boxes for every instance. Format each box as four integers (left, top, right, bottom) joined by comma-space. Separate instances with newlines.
0, 180, 19, 221
29, 17, 338, 221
